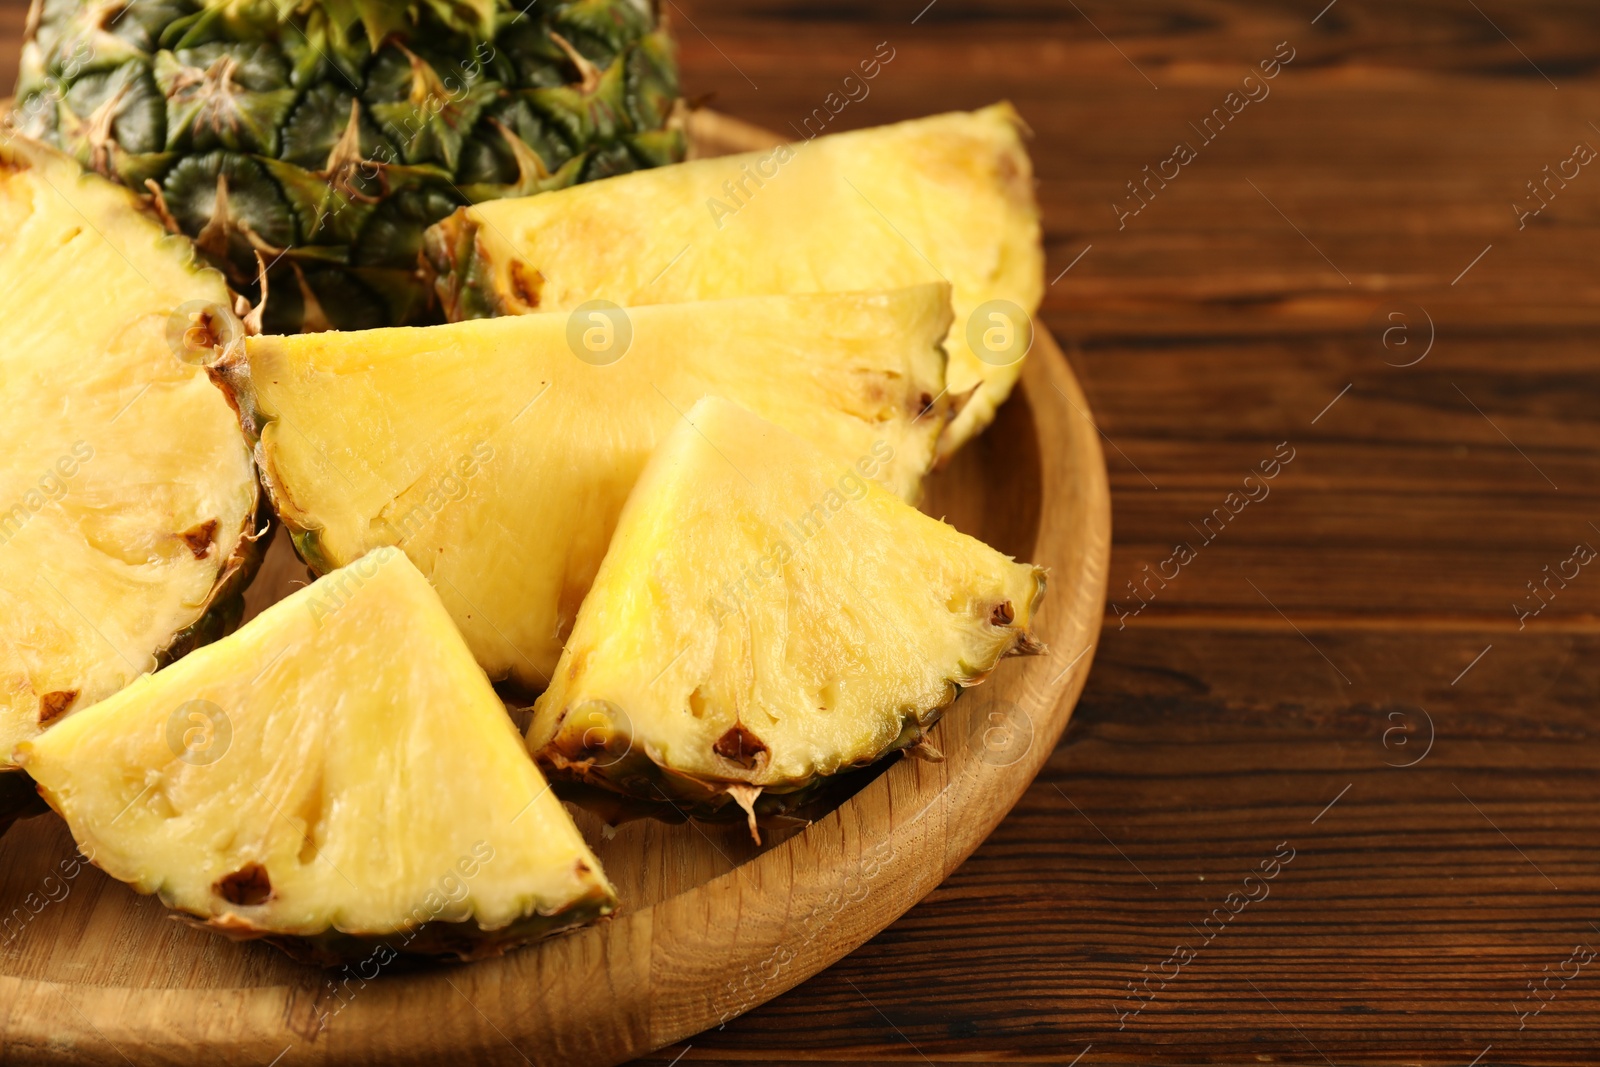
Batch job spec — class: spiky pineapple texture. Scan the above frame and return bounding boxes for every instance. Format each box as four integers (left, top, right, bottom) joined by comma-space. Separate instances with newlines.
12, 0, 682, 331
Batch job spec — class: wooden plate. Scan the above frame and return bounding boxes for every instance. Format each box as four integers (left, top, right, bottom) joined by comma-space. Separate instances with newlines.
0, 117, 1110, 1067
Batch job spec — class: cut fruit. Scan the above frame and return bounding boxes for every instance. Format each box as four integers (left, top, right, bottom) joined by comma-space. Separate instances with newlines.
425, 103, 1043, 458
212, 284, 953, 690
526, 397, 1046, 829
0, 137, 261, 828
16, 549, 615, 964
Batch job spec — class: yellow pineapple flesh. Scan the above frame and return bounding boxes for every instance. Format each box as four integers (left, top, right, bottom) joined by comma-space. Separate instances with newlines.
426, 103, 1043, 458
17, 549, 614, 963
213, 284, 952, 691
0, 138, 260, 821
527, 397, 1046, 826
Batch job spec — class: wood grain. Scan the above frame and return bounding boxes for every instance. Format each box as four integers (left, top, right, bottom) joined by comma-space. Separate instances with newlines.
627, 1, 1600, 1065
6, 0, 1600, 1062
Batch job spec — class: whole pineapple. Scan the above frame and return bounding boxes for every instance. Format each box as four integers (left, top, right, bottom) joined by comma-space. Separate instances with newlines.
12, 0, 683, 331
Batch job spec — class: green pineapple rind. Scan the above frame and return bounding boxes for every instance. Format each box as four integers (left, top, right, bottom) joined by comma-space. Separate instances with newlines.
207, 343, 357, 585
422, 209, 502, 320
14, 0, 683, 331
152, 497, 275, 669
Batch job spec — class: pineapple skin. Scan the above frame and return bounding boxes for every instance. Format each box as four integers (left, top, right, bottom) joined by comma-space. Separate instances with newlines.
13, 0, 683, 331
426, 103, 1043, 457
0, 136, 262, 828
230, 894, 616, 966
237, 897, 617, 966
152, 504, 274, 668
207, 285, 955, 691
529, 398, 1047, 824
17, 550, 617, 965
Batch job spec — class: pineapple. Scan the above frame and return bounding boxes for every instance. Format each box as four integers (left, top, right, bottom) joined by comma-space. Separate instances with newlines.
0, 137, 261, 830
16, 549, 616, 964
426, 103, 1042, 458
212, 283, 953, 692
527, 397, 1046, 832
12, 0, 682, 331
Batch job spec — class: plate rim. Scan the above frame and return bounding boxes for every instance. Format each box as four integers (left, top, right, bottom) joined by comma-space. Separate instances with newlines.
0, 329, 1109, 1067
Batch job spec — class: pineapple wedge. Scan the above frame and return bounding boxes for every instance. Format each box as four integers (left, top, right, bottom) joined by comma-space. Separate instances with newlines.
16, 549, 615, 964
527, 398, 1046, 828
426, 103, 1043, 458
0, 138, 261, 827
213, 284, 952, 690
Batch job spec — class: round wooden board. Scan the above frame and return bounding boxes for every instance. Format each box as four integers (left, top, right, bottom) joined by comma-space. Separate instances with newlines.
0, 329, 1107, 1066
0, 111, 1110, 1065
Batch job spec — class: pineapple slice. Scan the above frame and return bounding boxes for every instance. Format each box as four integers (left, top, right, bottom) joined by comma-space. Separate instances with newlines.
16, 549, 615, 964
527, 397, 1046, 829
425, 104, 1042, 459
0, 138, 260, 826
213, 284, 952, 690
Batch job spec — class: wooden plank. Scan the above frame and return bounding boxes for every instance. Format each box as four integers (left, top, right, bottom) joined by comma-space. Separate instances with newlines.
1057, 331, 1600, 627
1, 0, 1597, 1061
620, 1, 1600, 1063
649, 628, 1600, 1064
666, 0, 1600, 336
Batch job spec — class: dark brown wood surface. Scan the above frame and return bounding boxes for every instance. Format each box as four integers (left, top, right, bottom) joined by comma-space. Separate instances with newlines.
4, 1, 1598, 1064
631, 1, 1600, 1064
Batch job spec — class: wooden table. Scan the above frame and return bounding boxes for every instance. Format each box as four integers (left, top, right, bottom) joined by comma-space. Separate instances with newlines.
4, 1, 1596, 1063
632, 1, 1600, 1063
